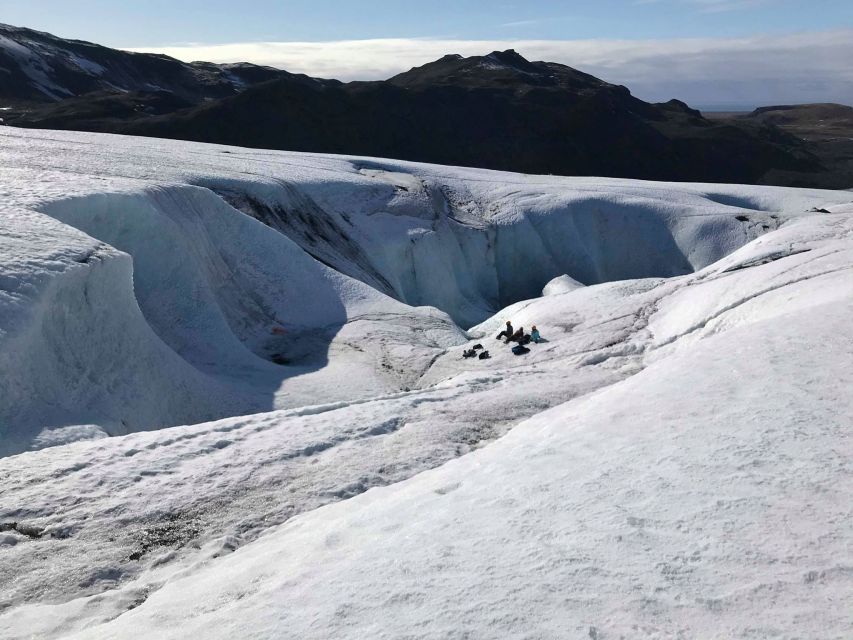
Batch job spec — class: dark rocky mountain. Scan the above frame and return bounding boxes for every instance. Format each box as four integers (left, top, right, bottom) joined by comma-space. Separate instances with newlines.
0, 23, 317, 106
117, 50, 826, 186
1, 89, 197, 131
388, 50, 606, 91
706, 104, 853, 189
745, 103, 853, 132
0, 23, 847, 188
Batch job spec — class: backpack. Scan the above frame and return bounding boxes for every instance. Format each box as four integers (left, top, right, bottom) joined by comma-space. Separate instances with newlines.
511, 345, 530, 356
463, 348, 477, 358
478, 351, 490, 360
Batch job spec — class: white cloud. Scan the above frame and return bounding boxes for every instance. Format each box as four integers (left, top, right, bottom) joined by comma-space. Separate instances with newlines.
687, 0, 776, 12
126, 29, 853, 107
636, 0, 779, 11
499, 20, 544, 28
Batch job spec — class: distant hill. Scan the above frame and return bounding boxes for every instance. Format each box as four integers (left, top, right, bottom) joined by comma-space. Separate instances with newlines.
0, 23, 325, 105
120, 50, 827, 186
744, 103, 853, 141
706, 104, 853, 188
0, 24, 848, 188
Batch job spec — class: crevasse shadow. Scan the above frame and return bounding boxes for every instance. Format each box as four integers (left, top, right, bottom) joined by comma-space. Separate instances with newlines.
19, 186, 347, 452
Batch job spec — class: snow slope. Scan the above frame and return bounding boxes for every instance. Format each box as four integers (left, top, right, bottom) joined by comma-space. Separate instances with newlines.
0, 127, 851, 638
2, 126, 836, 455
65, 279, 853, 640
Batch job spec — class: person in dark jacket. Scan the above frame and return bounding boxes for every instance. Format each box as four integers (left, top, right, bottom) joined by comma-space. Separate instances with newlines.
496, 321, 514, 342
510, 327, 525, 343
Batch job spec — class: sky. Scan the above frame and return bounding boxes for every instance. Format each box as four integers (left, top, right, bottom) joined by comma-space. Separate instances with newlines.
2, 0, 853, 107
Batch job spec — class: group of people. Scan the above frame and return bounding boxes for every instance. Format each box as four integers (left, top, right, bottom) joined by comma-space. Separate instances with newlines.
496, 321, 541, 346
461, 320, 544, 361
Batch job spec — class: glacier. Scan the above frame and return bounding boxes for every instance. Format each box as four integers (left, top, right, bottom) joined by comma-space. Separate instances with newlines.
0, 126, 850, 639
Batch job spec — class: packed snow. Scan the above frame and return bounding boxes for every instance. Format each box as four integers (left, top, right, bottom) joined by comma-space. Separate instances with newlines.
542, 273, 585, 296
0, 126, 851, 638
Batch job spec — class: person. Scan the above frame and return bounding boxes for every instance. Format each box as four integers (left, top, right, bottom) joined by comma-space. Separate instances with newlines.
531, 326, 541, 343
510, 326, 525, 343
496, 321, 514, 342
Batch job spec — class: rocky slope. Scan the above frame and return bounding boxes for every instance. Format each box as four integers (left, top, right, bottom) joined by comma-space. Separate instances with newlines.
0, 23, 324, 107
121, 49, 825, 186
0, 25, 838, 187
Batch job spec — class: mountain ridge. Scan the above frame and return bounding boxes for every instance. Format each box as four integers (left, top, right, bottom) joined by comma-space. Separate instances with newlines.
0, 24, 849, 188
117, 50, 823, 186
0, 22, 319, 104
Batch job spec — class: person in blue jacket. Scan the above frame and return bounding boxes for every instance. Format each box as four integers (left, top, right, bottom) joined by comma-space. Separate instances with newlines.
531, 325, 541, 343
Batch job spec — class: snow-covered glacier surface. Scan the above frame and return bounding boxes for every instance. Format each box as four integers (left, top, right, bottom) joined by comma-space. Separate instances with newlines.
0, 127, 851, 639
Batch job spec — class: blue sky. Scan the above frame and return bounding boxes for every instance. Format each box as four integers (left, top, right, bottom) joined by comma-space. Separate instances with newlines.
3, 1, 853, 106
3, 0, 851, 47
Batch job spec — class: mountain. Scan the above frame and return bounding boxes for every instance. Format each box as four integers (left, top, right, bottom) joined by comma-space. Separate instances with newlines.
704, 104, 853, 189
0, 24, 846, 187
119, 49, 828, 186
0, 127, 851, 638
0, 23, 320, 105
744, 103, 853, 139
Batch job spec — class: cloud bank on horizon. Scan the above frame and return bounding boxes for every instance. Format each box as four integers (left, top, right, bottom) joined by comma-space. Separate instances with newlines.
128, 29, 853, 107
